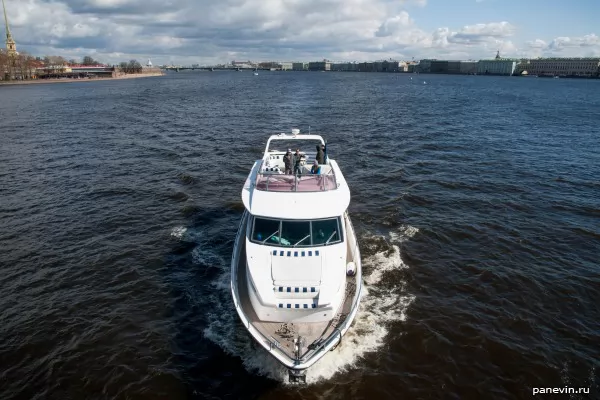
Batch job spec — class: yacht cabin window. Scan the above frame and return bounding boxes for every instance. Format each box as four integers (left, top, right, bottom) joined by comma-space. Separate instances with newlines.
251, 217, 342, 247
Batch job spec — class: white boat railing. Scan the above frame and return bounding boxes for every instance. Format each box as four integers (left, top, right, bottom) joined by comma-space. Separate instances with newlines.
255, 169, 337, 192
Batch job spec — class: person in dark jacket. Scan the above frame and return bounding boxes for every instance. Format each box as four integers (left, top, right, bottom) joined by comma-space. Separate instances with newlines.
293, 149, 303, 176
316, 144, 325, 164
283, 149, 293, 174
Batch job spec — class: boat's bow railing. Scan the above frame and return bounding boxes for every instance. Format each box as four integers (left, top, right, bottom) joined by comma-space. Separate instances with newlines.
254, 168, 338, 192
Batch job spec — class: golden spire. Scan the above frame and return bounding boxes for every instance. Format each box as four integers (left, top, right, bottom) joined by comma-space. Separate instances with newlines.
2, 0, 16, 56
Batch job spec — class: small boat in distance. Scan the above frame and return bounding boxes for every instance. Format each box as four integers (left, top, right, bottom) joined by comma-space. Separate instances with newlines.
254, 68, 259, 76
231, 129, 363, 383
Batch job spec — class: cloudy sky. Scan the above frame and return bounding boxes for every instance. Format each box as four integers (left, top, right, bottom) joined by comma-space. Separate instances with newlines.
3, 0, 600, 65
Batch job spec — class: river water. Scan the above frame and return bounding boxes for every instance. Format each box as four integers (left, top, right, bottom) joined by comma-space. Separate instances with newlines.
0, 72, 598, 399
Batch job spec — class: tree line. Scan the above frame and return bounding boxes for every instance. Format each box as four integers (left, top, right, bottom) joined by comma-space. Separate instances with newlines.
0, 50, 37, 80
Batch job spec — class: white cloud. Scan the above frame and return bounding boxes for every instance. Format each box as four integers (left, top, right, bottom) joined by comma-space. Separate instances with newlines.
376, 12, 414, 37
2, 0, 599, 65
547, 34, 600, 50
527, 39, 547, 49
525, 34, 600, 57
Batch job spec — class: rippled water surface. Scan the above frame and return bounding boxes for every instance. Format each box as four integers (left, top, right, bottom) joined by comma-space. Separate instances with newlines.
1, 72, 599, 400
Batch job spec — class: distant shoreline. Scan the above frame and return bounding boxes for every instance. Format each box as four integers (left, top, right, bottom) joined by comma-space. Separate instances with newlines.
0, 72, 165, 87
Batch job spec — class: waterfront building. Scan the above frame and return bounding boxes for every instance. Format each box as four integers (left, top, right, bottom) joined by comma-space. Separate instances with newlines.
418, 59, 434, 73
422, 59, 476, 75
36, 64, 118, 78
520, 58, 600, 77
407, 62, 419, 73
459, 61, 478, 74
379, 60, 401, 72
292, 62, 307, 71
357, 62, 375, 72
308, 61, 331, 71
231, 60, 254, 69
258, 61, 280, 70
447, 61, 462, 74
331, 62, 353, 71
477, 59, 517, 75
279, 62, 293, 70
430, 60, 449, 73
330, 60, 404, 72
476, 50, 518, 76
142, 59, 163, 75
331, 62, 344, 71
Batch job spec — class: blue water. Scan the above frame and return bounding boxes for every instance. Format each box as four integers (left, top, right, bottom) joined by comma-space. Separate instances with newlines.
0, 72, 598, 399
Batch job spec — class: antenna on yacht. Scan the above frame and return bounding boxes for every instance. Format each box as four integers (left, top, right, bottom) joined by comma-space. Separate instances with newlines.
308, 125, 311, 134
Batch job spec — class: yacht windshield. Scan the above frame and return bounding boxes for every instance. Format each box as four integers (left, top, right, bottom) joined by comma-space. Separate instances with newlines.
253, 218, 279, 242
281, 220, 311, 246
251, 217, 342, 247
312, 219, 340, 245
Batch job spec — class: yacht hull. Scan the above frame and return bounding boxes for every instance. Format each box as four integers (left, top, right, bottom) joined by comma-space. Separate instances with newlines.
230, 210, 363, 382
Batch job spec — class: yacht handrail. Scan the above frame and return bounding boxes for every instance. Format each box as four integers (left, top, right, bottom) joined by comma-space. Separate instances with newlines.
254, 167, 338, 192
345, 211, 360, 264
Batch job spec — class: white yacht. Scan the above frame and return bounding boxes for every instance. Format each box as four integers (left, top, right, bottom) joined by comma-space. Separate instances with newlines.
231, 129, 363, 383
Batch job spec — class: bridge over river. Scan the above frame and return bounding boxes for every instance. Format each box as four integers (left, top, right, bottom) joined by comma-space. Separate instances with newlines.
161, 66, 280, 72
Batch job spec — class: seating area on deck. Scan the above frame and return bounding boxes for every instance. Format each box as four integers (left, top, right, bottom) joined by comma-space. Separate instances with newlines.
255, 152, 336, 192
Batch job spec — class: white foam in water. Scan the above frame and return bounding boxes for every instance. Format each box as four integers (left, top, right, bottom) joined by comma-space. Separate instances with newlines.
389, 224, 420, 242
201, 225, 417, 385
171, 226, 187, 239
170, 226, 205, 243
363, 243, 407, 286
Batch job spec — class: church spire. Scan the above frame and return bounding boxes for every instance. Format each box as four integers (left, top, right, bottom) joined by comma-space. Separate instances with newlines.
2, 0, 17, 57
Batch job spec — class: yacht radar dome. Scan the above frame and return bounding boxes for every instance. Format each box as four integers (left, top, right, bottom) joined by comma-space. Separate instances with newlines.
291, 128, 300, 135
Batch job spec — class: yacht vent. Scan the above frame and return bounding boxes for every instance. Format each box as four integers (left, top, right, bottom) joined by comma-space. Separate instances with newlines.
278, 302, 317, 309
277, 286, 317, 293
272, 250, 320, 257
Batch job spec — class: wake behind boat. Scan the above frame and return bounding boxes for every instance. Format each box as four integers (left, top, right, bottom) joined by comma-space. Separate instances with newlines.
230, 129, 363, 383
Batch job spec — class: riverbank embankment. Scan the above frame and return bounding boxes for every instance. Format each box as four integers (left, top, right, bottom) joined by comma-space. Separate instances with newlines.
0, 71, 165, 86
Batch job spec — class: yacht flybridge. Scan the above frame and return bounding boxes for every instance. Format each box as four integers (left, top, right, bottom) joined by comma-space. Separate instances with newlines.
231, 129, 363, 383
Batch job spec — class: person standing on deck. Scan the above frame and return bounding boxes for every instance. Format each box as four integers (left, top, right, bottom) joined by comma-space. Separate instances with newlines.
293, 149, 303, 177
316, 144, 325, 164
283, 149, 293, 174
